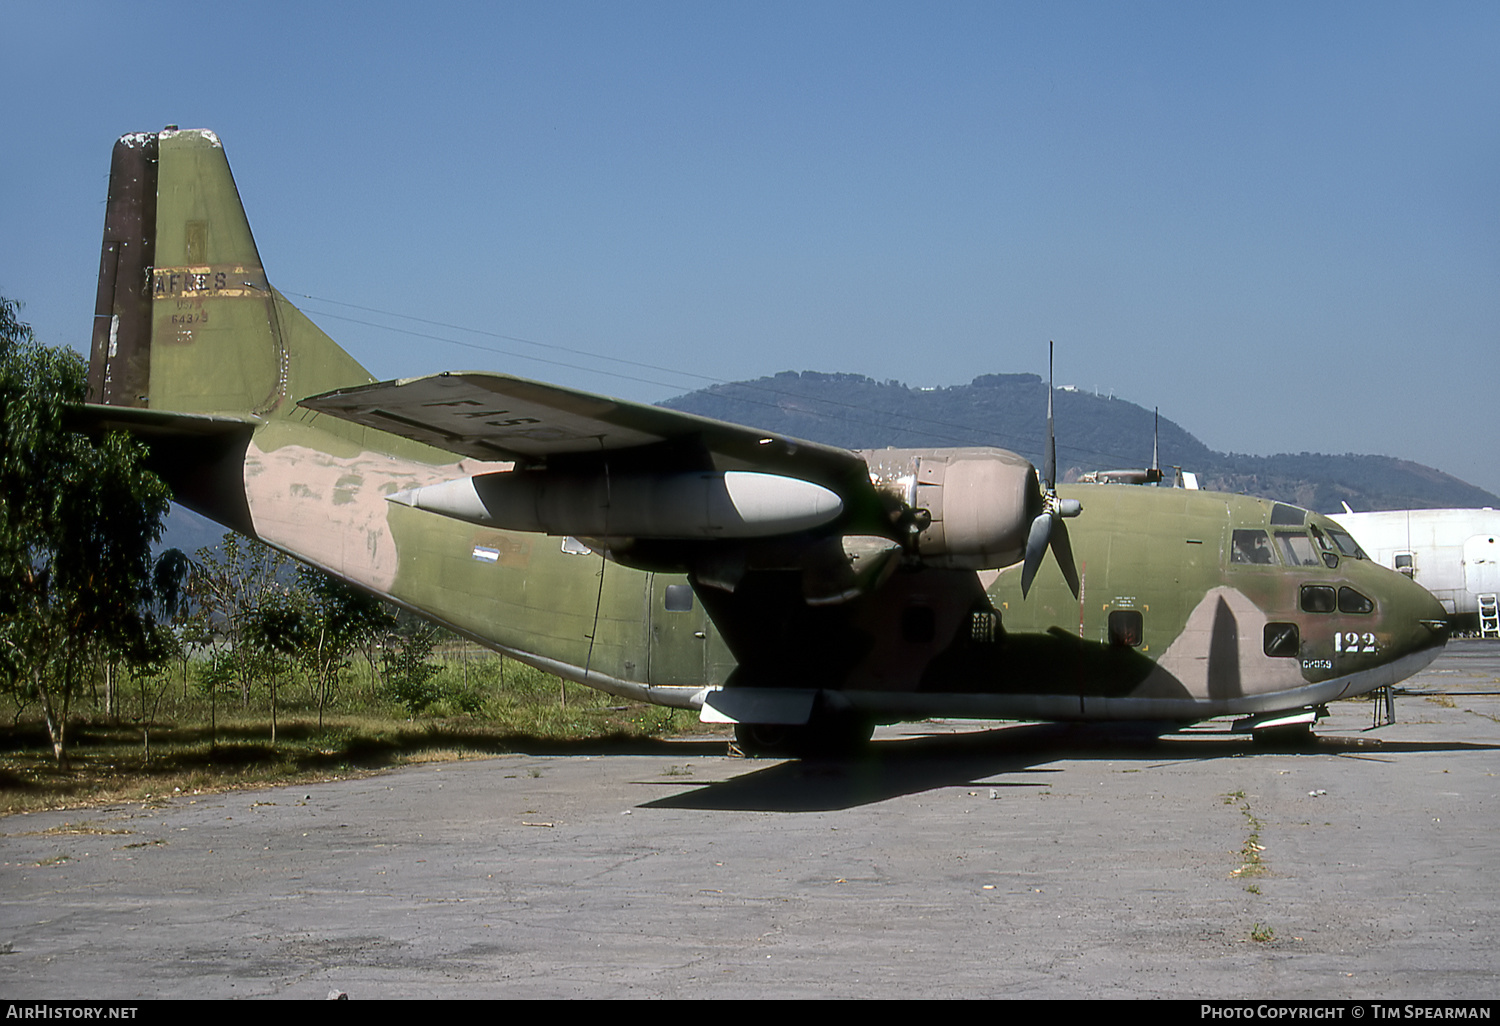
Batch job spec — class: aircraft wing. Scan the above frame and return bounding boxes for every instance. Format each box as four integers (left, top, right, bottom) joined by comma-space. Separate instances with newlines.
299, 371, 877, 501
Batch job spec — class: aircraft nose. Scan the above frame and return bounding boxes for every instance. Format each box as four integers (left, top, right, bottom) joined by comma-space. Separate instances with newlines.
1381, 570, 1450, 663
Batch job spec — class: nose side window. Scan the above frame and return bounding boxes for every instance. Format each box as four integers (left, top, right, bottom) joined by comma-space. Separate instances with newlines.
1264, 622, 1300, 657
1338, 587, 1374, 614
1300, 584, 1337, 612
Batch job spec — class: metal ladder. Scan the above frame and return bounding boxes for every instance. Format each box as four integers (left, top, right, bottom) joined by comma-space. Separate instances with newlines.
1479, 593, 1500, 639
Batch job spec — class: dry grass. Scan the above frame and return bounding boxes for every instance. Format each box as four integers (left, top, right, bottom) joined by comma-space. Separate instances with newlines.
0, 654, 722, 816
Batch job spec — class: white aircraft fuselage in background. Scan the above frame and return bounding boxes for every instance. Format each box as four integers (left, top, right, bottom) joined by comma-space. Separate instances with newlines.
1331, 508, 1500, 636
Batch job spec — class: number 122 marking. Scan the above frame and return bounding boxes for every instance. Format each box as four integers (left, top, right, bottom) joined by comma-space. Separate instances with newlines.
1334, 631, 1377, 654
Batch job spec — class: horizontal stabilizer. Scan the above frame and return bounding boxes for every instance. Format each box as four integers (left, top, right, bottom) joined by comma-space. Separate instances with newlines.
65, 403, 259, 537
66, 403, 260, 439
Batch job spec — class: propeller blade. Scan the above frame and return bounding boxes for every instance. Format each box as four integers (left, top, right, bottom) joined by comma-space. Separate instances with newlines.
1020, 511, 1052, 598
1021, 341, 1084, 600
1043, 341, 1056, 490
1050, 517, 1081, 598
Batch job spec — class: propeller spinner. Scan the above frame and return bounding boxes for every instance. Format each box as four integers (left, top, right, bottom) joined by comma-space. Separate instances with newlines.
1021, 341, 1083, 598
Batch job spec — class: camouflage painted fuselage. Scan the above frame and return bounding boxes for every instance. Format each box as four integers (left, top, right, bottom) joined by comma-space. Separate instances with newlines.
82, 129, 1449, 729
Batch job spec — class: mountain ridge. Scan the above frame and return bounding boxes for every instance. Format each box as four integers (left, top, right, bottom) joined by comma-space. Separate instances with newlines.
660, 370, 1498, 513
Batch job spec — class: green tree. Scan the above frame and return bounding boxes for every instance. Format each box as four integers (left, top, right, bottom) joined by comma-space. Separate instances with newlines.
293, 567, 397, 727
189, 532, 294, 706
381, 620, 445, 716
0, 296, 185, 764
191, 533, 399, 735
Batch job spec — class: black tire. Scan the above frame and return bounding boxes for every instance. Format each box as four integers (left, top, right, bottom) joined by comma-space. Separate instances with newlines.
733, 721, 806, 758
1252, 723, 1317, 750
733, 715, 875, 759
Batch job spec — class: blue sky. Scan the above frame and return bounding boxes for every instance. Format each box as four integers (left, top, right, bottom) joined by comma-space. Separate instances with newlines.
3, 2, 1497, 495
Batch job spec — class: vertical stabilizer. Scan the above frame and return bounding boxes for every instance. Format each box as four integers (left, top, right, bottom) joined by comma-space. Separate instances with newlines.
86, 128, 373, 418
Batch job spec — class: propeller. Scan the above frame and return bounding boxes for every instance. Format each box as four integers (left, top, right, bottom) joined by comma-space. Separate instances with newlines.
1021, 341, 1083, 598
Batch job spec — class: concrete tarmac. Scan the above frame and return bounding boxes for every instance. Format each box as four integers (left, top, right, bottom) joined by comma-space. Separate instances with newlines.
2, 641, 1497, 1000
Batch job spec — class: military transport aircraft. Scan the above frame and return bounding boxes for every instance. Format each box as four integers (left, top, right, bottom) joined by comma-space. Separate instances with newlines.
78, 128, 1450, 755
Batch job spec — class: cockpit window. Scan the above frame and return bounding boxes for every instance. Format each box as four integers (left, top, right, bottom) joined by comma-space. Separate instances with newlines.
1231, 529, 1275, 564
1301, 585, 1337, 612
1276, 532, 1322, 567
1271, 503, 1307, 527
1338, 587, 1374, 614
1326, 528, 1367, 560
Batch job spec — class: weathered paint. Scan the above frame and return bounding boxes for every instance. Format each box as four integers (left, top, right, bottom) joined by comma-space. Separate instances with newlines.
77, 128, 1451, 736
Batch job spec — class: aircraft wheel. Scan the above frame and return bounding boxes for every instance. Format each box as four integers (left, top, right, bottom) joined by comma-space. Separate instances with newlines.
733, 722, 806, 758
800, 715, 876, 759
1252, 723, 1317, 750
732, 716, 874, 759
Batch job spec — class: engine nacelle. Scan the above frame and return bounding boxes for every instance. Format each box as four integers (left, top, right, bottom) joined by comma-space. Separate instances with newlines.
860, 447, 1040, 570
388, 470, 844, 539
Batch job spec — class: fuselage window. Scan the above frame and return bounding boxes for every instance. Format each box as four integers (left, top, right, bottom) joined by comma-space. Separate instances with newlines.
1338, 587, 1374, 614
1300, 584, 1337, 613
1276, 532, 1322, 568
664, 584, 695, 612
1231, 529, 1275, 564
1108, 609, 1144, 647
1264, 622, 1300, 657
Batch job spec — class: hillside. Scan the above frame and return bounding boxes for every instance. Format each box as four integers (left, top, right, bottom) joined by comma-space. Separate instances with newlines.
660, 371, 1498, 513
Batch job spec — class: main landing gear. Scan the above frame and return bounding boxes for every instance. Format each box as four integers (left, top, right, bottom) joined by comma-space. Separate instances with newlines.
732, 714, 876, 759
1236, 706, 1326, 750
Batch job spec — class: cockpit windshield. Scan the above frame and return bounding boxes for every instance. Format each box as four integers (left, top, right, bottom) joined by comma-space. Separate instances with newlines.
1274, 532, 1322, 567
1326, 527, 1367, 560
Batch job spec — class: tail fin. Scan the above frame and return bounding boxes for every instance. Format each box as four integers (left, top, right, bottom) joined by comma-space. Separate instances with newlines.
87, 128, 373, 417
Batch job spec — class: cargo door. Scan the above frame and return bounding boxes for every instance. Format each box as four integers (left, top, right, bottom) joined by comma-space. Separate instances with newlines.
648, 574, 709, 686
